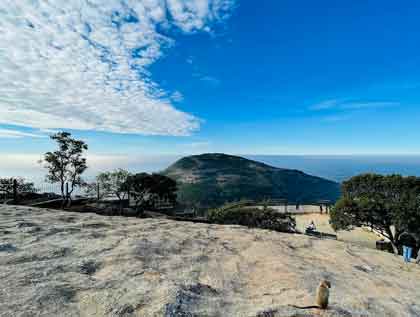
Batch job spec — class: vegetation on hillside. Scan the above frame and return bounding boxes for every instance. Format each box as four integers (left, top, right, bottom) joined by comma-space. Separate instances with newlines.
163, 153, 340, 208
208, 201, 296, 233
330, 174, 420, 254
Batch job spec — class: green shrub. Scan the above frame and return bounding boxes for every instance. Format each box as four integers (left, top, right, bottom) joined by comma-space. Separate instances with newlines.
208, 205, 296, 233
210, 200, 254, 212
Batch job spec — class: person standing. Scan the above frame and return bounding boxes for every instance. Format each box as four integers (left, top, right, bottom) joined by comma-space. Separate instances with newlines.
399, 232, 416, 263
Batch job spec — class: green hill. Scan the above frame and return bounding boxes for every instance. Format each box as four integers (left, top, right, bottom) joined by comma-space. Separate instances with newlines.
162, 153, 340, 208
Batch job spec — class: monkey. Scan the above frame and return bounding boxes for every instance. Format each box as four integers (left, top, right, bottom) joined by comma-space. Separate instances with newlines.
289, 280, 331, 310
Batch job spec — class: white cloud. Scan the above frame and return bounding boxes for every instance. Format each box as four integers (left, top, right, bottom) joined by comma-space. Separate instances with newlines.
0, 0, 235, 136
171, 90, 184, 102
0, 128, 47, 139
167, 0, 235, 32
39, 128, 60, 134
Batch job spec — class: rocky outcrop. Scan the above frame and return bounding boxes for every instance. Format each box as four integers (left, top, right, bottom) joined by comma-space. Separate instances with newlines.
1, 205, 420, 316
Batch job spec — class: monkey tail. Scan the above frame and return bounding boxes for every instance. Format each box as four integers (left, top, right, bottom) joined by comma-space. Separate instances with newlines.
288, 305, 320, 310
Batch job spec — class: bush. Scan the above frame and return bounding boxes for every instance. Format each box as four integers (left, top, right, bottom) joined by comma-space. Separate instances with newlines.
208, 204, 296, 233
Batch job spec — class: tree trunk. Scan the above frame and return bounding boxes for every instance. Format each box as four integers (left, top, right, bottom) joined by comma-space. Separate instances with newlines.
119, 199, 123, 216
61, 182, 66, 209
66, 182, 71, 208
385, 227, 399, 255
390, 241, 399, 255
135, 204, 145, 218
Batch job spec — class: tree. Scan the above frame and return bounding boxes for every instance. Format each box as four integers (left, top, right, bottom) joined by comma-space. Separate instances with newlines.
330, 174, 420, 254
41, 132, 88, 206
208, 202, 296, 233
95, 169, 131, 212
126, 173, 177, 217
0, 177, 37, 198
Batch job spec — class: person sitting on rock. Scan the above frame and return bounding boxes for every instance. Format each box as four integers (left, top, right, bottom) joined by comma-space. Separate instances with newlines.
307, 220, 316, 232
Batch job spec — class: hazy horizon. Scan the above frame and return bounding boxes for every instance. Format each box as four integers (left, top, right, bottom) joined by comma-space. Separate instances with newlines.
2, 153, 420, 185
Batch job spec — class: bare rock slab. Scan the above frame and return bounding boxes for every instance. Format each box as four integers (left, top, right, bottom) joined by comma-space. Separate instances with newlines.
1, 205, 420, 316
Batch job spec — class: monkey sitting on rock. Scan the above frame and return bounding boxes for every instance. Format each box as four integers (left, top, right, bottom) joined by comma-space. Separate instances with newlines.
289, 280, 331, 310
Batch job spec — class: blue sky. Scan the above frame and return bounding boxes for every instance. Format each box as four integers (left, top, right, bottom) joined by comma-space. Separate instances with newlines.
1, 0, 420, 177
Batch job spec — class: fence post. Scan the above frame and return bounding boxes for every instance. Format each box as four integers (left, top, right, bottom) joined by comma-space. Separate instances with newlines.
127, 186, 130, 207
13, 179, 18, 203
97, 183, 100, 201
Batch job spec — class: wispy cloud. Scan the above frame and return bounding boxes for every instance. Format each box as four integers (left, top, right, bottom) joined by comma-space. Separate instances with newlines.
193, 73, 221, 85
339, 101, 399, 110
0, 128, 46, 139
322, 115, 352, 122
200, 75, 221, 85
170, 91, 184, 102
309, 99, 340, 111
0, 0, 236, 136
185, 141, 212, 148
310, 99, 399, 123
310, 99, 399, 112
39, 128, 60, 134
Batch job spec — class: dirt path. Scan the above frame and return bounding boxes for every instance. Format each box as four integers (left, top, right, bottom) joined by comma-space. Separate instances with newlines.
295, 213, 381, 249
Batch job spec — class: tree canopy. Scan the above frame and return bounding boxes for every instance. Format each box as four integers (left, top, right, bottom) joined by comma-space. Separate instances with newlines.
330, 174, 420, 253
126, 173, 177, 216
41, 132, 88, 204
85, 169, 132, 212
95, 169, 131, 201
